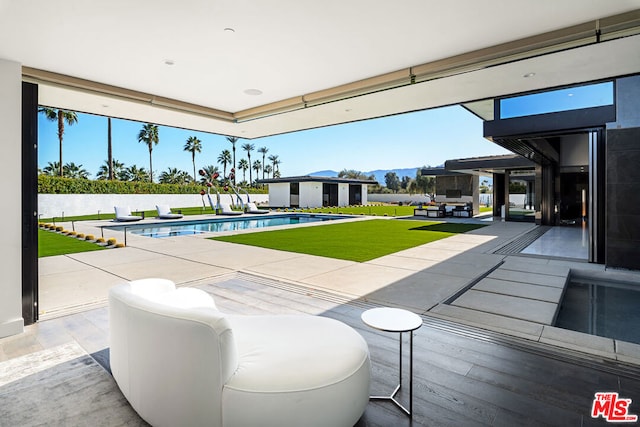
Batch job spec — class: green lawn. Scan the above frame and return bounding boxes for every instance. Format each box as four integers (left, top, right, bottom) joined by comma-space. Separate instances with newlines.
38, 228, 107, 258
212, 219, 485, 262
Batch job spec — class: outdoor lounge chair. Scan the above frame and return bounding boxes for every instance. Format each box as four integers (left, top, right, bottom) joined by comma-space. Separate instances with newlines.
156, 204, 183, 219
109, 279, 370, 427
245, 202, 269, 214
114, 206, 143, 222
219, 203, 243, 216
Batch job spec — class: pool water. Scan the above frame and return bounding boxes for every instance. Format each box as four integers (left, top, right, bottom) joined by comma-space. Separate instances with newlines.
555, 278, 640, 345
108, 214, 348, 238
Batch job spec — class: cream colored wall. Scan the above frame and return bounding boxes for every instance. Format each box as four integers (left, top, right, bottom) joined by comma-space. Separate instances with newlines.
0, 58, 24, 338
38, 194, 269, 218
268, 183, 290, 207
299, 182, 322, 207
338, 183, 349, 206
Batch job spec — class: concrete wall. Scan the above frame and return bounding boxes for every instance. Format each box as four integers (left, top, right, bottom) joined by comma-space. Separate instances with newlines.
267, 183, 289, 207
299, 182, 322, 207
0, 59, 24, 338
362, 185, 368, 205
338, 183, 349, 206
38, 193, 269, 218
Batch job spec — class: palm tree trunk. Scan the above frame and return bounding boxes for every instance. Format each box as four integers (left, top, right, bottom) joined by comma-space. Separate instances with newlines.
57, 112, 64, 177
192, 153, 196, 182
107, 117, 114, 180
149, 149, 153, 183
232, 147, 236, 185
248, 154, 252, 187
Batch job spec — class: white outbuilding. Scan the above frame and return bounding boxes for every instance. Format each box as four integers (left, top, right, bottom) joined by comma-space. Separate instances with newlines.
258, 176, 377, 208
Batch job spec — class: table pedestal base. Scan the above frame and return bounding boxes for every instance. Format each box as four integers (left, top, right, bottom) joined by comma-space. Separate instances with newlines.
370, 330, 414, 417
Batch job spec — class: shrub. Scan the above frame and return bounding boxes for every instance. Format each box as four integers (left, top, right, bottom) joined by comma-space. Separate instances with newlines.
107, 237, 117, 246
115, 243, 125, 248
85, 235, 95, 241
96, 237, 106, 243
77, 233, 85, 239
55, 226, 63, 232
37, 175, 268, 195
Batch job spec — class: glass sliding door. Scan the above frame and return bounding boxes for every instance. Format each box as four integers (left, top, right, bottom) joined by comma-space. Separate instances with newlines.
507, 169, 536, 222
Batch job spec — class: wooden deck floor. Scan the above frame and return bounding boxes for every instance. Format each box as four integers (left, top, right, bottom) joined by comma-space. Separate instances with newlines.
201, 274, 640, 427
4, 272, 640, 426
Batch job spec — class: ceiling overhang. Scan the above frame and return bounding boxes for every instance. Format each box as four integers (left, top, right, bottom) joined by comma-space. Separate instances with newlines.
13, 6, 640, 138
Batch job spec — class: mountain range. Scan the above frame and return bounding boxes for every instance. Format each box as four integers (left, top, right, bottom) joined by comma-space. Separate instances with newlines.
308, 167, 438, 183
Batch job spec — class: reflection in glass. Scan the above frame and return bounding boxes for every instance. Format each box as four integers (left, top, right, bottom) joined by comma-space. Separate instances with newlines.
508, 170, 535, 222
500, 81, 613, 119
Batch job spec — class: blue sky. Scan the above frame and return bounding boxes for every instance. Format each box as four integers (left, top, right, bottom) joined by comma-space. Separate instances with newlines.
38, 105, 510, 180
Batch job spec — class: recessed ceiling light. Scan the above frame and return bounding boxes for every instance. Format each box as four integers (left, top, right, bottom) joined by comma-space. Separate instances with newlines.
244, 89, 263, 96
523, 72, 535, 78
101, 104, 109, 108
224, 27, 235, 33
164, 59, 175, 66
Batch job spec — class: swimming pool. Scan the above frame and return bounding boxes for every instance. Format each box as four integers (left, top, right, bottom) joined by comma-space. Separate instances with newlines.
555, 277, 640, 345
107, 214, 351, 238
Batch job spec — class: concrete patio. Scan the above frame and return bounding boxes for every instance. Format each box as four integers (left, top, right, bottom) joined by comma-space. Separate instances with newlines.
4, 214, 640, 426
33, 214, 640, 364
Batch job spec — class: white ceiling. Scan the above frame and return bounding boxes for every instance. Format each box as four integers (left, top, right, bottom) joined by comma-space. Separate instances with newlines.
1, 0, 640, 138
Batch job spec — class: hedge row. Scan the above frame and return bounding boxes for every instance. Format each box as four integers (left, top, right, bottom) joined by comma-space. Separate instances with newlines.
38, 175, 268, 195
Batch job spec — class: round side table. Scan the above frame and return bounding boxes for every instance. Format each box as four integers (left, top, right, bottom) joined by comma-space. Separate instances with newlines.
361, 307, 422, 417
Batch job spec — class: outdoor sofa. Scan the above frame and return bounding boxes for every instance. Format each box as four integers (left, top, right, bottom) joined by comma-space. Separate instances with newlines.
109, 279, 371, 427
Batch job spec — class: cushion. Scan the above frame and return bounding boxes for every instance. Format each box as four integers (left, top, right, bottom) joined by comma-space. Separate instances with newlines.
222, 314, 370, 427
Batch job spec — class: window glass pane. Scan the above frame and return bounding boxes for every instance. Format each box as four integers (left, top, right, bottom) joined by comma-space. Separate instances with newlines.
500, 81, 613, 119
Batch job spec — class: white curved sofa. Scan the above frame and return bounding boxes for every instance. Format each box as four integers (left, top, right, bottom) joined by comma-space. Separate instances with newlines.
109, 279, 370, 427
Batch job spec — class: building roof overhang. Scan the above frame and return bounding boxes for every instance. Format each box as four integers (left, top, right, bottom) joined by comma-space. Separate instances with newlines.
258, 176, 378, 185
421, 154, 536, 176
2, 3, 640, 138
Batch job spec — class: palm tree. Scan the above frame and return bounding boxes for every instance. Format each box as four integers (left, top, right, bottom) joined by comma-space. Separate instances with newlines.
200, 165, 220, 184
38, 107, 78, 177
124, 165, 149, 182
242, 143, 255, 186
268, 154, 279, 174
96, 159, 126, 180
217, 149, 232, 178
226, 136, 238, 185
237, 158, 250, 185
63, 162, 89, 179
184, 136, 202, 181
252, 160, 262, 186
264, 164, 273, 179
160, 167, 191, 184
137, 123, 159, 182
258, 146, 269, 179
42, 161, 60, 176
